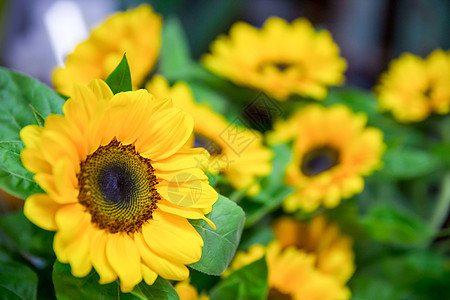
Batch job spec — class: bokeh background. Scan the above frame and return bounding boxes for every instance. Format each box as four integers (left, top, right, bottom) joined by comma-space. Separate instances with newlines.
1, 0, 449, 89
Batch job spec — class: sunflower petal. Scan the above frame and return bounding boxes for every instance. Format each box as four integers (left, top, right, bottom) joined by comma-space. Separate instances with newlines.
106, 233, 142, 292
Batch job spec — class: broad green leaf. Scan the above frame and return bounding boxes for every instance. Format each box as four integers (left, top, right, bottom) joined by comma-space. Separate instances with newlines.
130, 279, 178, 300
210, 257, 268, 300
53, 261, 178, 300
350, 251, 450, 300
238, 225, 274, 251
324, 88, 378, 118
0, 260, 38, 300
0, 211, 54, 267
241, 144, 294, 227
106, 54, 132, 94
361, 204, 434, 247
0, 67, 64, 198
159, 17, 192, 77
189, 195, 245, 275
431, 143, 450, 166
28, 104, 45, 127
378, 147, 441, 179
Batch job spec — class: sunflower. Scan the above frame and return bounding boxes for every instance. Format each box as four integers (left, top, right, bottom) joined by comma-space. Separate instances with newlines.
272, 216, 355, 284
146, 75, 273, 195
202, 17, 346, 101
227, 242, 350, 300
267, 105, 384, 212
375, 49, 450, 122
175, 280, 209, 300
53, 5, 162, 96
20, 79, 218, 292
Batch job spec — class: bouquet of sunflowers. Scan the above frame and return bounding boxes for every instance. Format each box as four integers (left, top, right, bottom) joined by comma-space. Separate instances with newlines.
0, 4, 448, 300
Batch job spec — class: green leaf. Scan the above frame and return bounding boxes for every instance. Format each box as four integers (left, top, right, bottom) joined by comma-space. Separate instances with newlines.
241, 144, 294, 227
361, 204, 434, 247
106, 54, 132, 94
0, 260, 38, 300
159, 17, 192, 77
0, 211, 54, 267
28, 104, 45, 127
130, 279, 179, 300
53, 261, 178, 300
0, 67, 64, 198
210, 257, 268, 300
378, 147, 441, 179
189, 195, 245, 275
350, 251, 450, 300
324, 88, 378, 118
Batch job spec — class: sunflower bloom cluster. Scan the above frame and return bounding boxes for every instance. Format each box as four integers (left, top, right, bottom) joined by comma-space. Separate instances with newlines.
267, 105, 384, 212
375, 49, 450, 122
272, 216, 355, 284
53, 5, 162, 96
227, 240, 351, 300
175, 280, 210, 300
146, 75, 273, 195
20, 79, 218, 292
202, 17, 347, 101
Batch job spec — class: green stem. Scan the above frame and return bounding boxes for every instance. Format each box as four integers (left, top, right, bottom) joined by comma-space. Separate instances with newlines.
430, 172, 450, 230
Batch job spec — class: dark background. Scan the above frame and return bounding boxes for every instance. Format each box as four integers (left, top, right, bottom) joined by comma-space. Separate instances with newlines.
0, 0, 449, 89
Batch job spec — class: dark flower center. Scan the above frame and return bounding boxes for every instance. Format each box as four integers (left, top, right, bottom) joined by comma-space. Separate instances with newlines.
194, 134, 223, 155
77, 138, 159, 233
258, 62, 294, 72
300, 146, 340, 177
268, 287, 293, 300
423, 86, 432, 98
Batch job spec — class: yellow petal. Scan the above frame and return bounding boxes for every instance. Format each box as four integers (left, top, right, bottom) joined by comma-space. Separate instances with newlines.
157, 178, 218, 209
20, 125, 43, 148
157, 199, 216, 229
135, 232, 189, 281
89, 229, 118, 284
23, 194, 59, 231
21, 148, 51, 174
87, 79, 114, 102
141, 264, 158, 286
106, 233, 142, 292
142, 210, 203, 263
137, 108, 194, 160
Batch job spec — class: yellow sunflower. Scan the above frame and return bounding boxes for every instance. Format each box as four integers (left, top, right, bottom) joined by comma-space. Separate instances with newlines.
202, 17, 346, 101
376, 49, 450, 122
146, 75, 273, 195
53, 5, 162, 96
267, 105, 384, 212
20, 79, 218, 292
175, 280, 209, 300
272, 216, 355, 284
227, 242, 350, 300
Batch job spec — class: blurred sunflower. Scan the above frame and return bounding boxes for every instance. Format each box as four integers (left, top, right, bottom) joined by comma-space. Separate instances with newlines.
175, 280, 209, 300
146, 75, 273, 195
20, 79, 217, 292
227, 242, 350, 300
273, 216, 355, 284
375, 49, 450, 122
53, 5, 162, 96
267, 105, 384, 212
202, 17, 346, 101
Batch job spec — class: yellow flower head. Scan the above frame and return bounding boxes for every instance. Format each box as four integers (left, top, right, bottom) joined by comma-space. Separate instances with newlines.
20, 80, 218, 292
227, 242, 350, 300
273, 216, 355, 284
202, 17, 346, 101
53, 5, 162, 96
175, 280, 210, 300
375, 49, 450, 122
146, 75, 273, 195
267, 105, 384, 212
